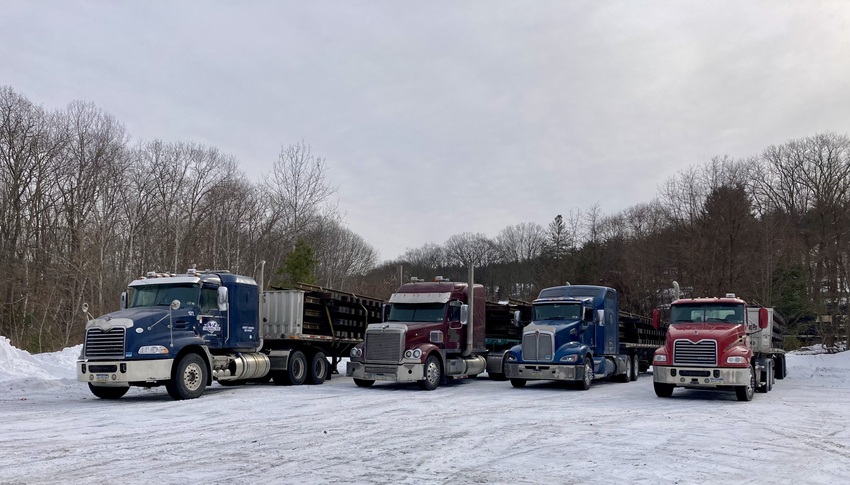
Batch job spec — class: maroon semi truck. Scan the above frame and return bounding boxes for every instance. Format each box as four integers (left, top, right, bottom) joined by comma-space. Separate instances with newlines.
346, 277, 525, 390
651, 291, 787, 401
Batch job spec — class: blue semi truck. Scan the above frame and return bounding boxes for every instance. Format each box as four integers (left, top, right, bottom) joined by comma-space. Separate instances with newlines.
76, 267, 383, 400
504, 284, 663, 389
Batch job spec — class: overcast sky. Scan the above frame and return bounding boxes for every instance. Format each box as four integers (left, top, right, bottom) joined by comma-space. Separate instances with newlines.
3, 1, 850, 262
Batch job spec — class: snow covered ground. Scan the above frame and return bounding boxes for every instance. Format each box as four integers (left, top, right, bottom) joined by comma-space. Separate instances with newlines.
1, 336, 849, 485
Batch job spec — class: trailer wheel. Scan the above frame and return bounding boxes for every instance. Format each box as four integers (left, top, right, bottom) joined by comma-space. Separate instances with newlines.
166, 353, 208, 400
615, 356, 631, 383
736, 366, 755, 401
630, 354, 639, 381
88, 384, 129, 400
577, 359, 593, 390
418, 354, 441, 390
353, 378, 375, 388
774, 355, 787, 380
510, 378, 527, 388
307, 351, 328, 385
285, 351, 308, 386
654, 382, 674, 398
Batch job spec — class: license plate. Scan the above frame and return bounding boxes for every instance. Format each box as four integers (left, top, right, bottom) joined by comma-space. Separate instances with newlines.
95, 373, 110, 382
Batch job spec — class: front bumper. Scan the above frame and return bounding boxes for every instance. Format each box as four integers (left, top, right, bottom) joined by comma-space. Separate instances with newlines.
77, 359, 173, 385
653, 366, 750, 388
504, 363, 584, 382
346, 361, 424, 383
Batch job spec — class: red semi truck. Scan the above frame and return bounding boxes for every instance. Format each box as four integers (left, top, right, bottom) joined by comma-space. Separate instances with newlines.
346, 277, 527, 390
651, 290, 787, 401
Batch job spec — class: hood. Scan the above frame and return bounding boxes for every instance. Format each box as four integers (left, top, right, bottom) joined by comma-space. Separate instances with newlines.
90, 306, 196, 330
668, 323, 745, 347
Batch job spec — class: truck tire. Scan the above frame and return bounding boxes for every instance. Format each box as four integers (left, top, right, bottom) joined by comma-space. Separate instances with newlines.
510, 378, 527, 388
418, 354, 441, 390
307, 351, 328, 385
282, 351, 308, 386
88, 384, 129, 400
615, 356, 631, 383
577, 359, 593, 390
736, 366, 755, 402
166, 353, 208, 400
654, 382, 674, 398
630, 354, 639, 381
774, 355, 787, 380
353, 378, 375, 388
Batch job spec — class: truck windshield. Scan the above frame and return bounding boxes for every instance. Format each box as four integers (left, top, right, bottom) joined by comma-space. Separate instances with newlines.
388, 302, 446, 322
670, 304, 744, 324
129, 283, 201, 309
533, 303, 582, 321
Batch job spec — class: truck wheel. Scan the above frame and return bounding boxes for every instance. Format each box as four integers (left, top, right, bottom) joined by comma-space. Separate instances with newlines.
774, 355, 787, 379
654, 382, 674, 398
736, 366, 755, 401
307, 351, 328, 385
353, 378, 375, 388
510, 379, 526, 388
166, 353, 208, 400
577, 359, 593, 390
88, 384, 129, 400
418, 354, 441, 390
630, 354, 639, 381
615, 356, 631, 383
283, 351, 308, 386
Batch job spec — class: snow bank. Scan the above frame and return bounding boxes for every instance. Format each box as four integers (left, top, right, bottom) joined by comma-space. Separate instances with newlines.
0, 336, 80, 384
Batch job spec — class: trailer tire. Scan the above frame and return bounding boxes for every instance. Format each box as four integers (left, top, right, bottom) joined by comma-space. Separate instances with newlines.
774, 355, 787, 379
630, 354, 639, 381
285, 351, 308, 386
419, 354, 441, 390
736, 366, 755, 401
353, 378, 375, 388
166, 353, 208, 400
510, 378, 527, 388
88, 384, 129, 400
615, 356, 632, 383
577, 359, 593, 390
654, 382, 674, 398
307, 351, 328, 385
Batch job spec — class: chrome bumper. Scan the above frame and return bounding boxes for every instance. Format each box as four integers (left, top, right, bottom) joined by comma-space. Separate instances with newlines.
346, 361, 424, 383
653, 366, 750, 387
77, 359, 173, 385
504, 363, 583, 381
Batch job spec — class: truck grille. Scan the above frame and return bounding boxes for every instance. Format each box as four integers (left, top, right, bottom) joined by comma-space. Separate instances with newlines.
673, 339, 717, 366
522, 331, 554, 362
85, 327, 126, 359
365, 330, 403, 363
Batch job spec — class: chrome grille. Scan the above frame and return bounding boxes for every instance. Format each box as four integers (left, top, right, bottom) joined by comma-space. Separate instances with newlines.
673, 339, 717, 366
365, 330, 403, 362
85, 327, 126, 359
522, 331, 554, 362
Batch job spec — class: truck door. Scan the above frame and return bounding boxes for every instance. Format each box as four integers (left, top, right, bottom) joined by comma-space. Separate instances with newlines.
446, 301, 462, 352
199, 285, 227, 349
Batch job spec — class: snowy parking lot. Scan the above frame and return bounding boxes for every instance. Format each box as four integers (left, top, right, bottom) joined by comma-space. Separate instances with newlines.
1, 338, 849, 485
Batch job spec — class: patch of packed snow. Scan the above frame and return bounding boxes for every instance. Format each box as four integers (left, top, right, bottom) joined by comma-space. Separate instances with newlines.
1, 336, 849, 484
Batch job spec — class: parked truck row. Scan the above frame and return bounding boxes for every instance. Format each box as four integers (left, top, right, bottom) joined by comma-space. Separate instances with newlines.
77, 270, 785, 401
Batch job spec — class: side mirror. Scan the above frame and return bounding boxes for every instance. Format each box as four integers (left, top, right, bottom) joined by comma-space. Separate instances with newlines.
81, 302, 89, 315
170, 299, 181, 311
382, 303, 390, 322
597, 309, 605, 326
460, 304, 469, 325
652, 309, 661, 330
758, 307, 769, 329
583, 307, 594, 322
120, 291, 127, 310
217, 286, 228, 312
513, 310, 521, 326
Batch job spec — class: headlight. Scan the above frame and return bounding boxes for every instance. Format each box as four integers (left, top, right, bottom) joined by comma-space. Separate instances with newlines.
412, 349, 422, 359
350, 347, 362, 358
404, 350, 413, 359
653, 354, 667, 363
559, 354, 578, 363
726, 356, 746, 364
506, 354, 517, 362
138, 345, 169, 355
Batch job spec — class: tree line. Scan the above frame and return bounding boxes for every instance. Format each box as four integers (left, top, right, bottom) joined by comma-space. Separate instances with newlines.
3, 86, 847, 352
